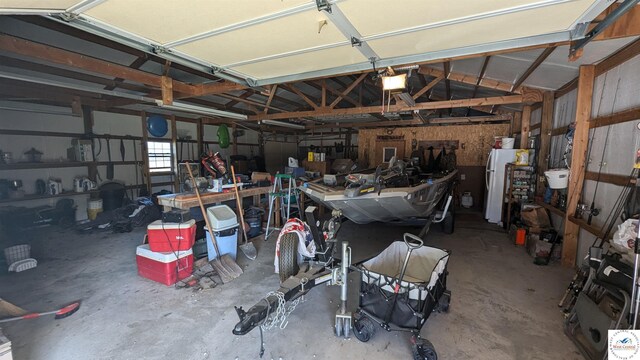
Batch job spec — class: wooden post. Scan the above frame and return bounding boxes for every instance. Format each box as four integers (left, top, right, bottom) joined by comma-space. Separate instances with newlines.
140, 111, 152, 195
537, 91, 555, 196
562, 65, 595, 267
170, 115, 179, 192
197, 118, 204, 157
521, 105, 532, 149
81, 105, 98, 182
232, 122, 238, 156
511, 112, 522, 137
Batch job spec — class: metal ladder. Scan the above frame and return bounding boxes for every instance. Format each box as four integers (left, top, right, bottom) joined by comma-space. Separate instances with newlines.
265, 173, 300, 239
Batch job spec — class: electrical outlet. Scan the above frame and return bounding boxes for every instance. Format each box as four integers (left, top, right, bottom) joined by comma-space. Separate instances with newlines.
461, 174, 466, 180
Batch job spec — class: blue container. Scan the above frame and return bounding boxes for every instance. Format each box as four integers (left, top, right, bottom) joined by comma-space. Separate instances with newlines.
205, 227, 238, 261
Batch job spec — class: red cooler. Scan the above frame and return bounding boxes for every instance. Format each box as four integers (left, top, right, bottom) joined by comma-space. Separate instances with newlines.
146, 219, 196, 252
136, 245, 193, 286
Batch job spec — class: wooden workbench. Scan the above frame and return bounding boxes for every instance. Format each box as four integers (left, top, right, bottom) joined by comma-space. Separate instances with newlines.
157, 186, 271, 210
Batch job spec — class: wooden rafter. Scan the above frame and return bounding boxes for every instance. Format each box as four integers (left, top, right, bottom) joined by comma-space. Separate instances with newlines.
0, 35, 201, 95
419, 65, 526, 94
284, 84, 319, 109
329, 73, 367, 109
443, 61, 452, 100
263, 85, 278, 114
224, 91, 253, 109
412, 76, 443, 100
0, 55, 150, 94
471, 56, 491, 98
511, 46, 556, 91
248, 90, 541, 121
307, 114, 512, 129
104, 56, 148, 91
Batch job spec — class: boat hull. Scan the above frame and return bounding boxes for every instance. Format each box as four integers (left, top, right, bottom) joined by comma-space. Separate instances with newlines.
301, 170, 457, 224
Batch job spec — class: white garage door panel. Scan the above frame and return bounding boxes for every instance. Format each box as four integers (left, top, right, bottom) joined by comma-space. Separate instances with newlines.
175, 9, 345, 67
339, 0, 559, 37
230, 45, 367, 79
85, 0, 309, 44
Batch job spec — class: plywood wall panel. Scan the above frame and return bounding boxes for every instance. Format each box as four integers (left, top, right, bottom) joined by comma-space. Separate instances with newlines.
358, 123, 510, 167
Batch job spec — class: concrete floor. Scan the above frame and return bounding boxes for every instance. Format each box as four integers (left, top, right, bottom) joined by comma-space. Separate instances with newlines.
0, 212, 583, 360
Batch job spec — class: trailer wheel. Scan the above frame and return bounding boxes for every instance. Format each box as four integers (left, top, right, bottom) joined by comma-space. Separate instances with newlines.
412, 339, 437, 360
278, 233, 299, 283
353, 315, 376, 342
441, 211, 455, 234
437, 290, 451, 313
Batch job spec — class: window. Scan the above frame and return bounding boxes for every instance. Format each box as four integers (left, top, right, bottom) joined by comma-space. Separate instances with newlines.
147, 141, 172, 173
383, 147, 397, 163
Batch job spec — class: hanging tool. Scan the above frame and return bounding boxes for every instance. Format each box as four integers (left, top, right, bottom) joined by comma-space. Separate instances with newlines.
106, 137, 114, 180
119, 139, 125, 162
588, 78, 621, 225
0, 301, 81, 323
231, 165, 257, 260
185, 162, 242, 283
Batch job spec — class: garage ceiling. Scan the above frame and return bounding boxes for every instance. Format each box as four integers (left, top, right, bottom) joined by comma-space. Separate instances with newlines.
0, 0, 611, 86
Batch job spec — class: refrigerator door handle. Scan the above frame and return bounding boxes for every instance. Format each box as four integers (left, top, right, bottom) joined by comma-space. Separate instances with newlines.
485, 151, 493, 191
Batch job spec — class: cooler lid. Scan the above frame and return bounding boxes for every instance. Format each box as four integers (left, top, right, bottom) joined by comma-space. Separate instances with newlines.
147, 219, 196, 231
136, 244, 192, 262
206, 205, 238, 231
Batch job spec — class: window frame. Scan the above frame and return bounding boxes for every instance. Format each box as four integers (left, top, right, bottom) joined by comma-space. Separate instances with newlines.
146, 140, 174, 174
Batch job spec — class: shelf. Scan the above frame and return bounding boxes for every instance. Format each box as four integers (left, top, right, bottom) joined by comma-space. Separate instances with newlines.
535, 200, 566, 217
0, 160, 144, 170
0, 190, 98, 204
568, 215, 609, 240
0, 161, 91, 170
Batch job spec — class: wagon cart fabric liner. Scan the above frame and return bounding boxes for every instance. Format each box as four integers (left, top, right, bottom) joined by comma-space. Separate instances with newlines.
359, 241, 450, 330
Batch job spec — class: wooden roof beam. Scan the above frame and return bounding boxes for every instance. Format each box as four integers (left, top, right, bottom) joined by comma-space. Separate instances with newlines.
443, 61, 452, 101
413, 76, 443, 100
249, 90, 540, 121
0, 34, 200, 96
306, 114, 512, 130
418, 65, 528, 94
283, 84, 319, 109
329, 73, 367, 109
511, 46, 556, 91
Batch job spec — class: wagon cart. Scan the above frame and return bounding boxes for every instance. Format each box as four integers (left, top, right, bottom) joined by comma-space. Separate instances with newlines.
353, 233, 451, 359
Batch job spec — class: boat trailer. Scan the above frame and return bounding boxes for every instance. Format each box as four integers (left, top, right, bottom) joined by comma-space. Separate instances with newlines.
232, 197, 452, 357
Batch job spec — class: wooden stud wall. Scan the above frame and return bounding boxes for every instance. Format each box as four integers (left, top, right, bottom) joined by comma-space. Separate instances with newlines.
358, 123, 510, 167
562, 65, 595, 267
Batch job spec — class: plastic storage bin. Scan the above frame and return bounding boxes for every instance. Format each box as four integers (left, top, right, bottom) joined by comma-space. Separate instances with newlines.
136, 245, 193, 286
146, 219, 196, 252
3, 244, 30, 266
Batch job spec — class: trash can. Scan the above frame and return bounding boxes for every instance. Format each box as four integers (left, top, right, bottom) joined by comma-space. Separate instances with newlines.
205, 205, 239, 261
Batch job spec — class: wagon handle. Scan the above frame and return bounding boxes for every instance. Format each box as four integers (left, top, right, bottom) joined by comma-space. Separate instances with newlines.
403, 233, 423, 249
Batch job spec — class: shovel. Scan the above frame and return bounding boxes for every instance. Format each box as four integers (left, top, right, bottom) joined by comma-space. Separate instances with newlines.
185, 163, 242, 283
231, 165, 257, 260
106, 137, 114, 180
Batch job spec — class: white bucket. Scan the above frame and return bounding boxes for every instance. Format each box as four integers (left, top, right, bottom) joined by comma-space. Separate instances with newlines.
545, 169, 570, 189
87, 199, 103, 220
501, 137, 515, 149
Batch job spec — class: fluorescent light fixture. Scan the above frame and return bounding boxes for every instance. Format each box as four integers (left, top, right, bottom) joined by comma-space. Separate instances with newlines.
155, 100, 247, 120
261, 120, 305, 130
382, 74, 407, 91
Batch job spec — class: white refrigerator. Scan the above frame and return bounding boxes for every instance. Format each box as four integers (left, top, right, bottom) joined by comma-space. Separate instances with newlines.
484, 149, 518, 224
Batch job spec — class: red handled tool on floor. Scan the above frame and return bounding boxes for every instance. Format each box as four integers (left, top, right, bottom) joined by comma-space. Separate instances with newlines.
0, 301, 81, 324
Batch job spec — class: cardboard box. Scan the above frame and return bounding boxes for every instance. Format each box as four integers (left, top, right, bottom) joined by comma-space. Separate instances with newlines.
251, 172, 271, 183
526, 232, 561, 260
521, 207, 551, 228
